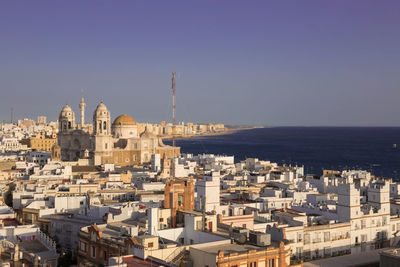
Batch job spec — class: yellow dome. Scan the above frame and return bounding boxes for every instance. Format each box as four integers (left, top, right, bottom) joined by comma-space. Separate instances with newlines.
113, 114, 136, 126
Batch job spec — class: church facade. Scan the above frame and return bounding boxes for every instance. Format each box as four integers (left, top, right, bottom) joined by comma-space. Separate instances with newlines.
55, 96, 179, 166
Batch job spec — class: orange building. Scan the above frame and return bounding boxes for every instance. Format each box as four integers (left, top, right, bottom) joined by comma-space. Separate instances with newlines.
22, 134, 57, 152
78, 224, 124, 267
164, 178, 195, 227
191, 241, 303, 267
216, 242, 302, 267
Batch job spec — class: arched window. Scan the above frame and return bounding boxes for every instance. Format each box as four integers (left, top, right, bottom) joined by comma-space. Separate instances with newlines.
68, 121, 71, 129
63, 122, 67, 131
99, 121, 102, 132
103, 121, 107, 130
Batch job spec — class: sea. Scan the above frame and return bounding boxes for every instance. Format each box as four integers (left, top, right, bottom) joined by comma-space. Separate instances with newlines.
164, 127, 400, 180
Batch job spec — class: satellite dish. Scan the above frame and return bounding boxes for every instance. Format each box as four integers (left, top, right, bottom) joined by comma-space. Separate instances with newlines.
237, 234, 247, 244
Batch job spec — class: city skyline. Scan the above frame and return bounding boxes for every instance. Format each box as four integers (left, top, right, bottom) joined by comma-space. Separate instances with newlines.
2, 2, 400, 266
1, 1, 400, 126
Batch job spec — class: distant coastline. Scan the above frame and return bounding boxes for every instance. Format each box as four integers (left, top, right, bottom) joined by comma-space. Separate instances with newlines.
162, 126, 263, 141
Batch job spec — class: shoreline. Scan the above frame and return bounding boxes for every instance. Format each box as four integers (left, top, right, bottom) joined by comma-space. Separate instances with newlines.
161, 126, 262, 141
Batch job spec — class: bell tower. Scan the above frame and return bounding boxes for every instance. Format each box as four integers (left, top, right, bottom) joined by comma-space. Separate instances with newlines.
93, 102, 112, 165
58, 105, 75, 133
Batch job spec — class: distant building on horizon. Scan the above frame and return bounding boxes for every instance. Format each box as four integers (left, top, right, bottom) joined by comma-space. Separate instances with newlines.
37, 116, 47, 125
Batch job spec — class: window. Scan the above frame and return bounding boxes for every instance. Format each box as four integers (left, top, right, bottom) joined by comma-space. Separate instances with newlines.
304, 234, 310, 244
178, 195, 184, 206
361, 234, 367, 242
104, 251, 107, 260
105, 143, 108, 149
298, 233, 302, 242
103, 121, 107, 130
268, 259, 275, 267
296, 247, 303, 257
249, 262, 257, 267
148, 242, 154, 248
324, 232, 330, 242
91, 246, 96, 258
361, 220, 366, 229
80, 242, 87, 252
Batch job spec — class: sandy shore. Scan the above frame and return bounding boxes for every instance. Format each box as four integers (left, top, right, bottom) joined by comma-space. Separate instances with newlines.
161, 126, 261, 141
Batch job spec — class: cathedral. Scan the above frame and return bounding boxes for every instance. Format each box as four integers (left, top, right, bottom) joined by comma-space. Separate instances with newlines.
53, 95, 179, 166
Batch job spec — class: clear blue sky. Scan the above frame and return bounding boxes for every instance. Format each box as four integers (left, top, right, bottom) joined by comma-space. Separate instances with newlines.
1, 1, 400, 126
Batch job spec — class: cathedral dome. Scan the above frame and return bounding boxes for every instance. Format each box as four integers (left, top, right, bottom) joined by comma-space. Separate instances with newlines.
113, 114, 136, 126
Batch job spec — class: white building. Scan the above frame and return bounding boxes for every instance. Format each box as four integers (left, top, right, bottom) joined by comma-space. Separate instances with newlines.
196, 173, 221, 213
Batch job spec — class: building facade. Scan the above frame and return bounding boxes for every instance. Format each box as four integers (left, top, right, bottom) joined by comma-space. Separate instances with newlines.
22, 134, 57, 152
164, 179, 195, 227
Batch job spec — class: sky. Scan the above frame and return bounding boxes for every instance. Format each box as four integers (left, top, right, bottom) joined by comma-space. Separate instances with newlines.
0, 1, 400, 126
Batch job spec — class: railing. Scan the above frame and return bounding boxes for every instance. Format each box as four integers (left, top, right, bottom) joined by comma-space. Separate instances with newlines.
163, 246, 186, 265
171, 249, 186, 266
36, 230, 56, 251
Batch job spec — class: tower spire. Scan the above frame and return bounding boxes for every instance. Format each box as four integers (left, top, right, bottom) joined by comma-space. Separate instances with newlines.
10, 107, 13, 124
79, 89, 86, 127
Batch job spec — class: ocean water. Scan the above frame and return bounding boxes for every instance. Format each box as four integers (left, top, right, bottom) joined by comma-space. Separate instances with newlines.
164, 127, 400, 180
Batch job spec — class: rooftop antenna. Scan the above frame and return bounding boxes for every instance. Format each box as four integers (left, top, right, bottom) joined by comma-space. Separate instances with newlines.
10, 107, 14, 124
171, 71, 176, 179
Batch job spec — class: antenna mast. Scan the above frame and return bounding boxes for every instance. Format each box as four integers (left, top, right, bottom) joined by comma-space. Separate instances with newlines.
10, 107, 14, 124
171, 72, 176, 179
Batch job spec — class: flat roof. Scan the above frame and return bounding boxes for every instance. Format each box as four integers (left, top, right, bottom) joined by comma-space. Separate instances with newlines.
195, 243, 265, 255
304, 248, 388, 267
380, 248, 400, 259
19, 240, 49, 253
135, 234, 157, 241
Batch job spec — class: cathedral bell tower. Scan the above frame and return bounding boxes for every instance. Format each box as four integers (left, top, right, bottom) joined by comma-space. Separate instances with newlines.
58, 105, 75, 133
93, 102, 112, 165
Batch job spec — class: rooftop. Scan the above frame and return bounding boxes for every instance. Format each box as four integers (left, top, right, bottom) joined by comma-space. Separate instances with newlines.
195, 243, 268, 255
380, 248, 400, 259
304, 248, 387, 267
